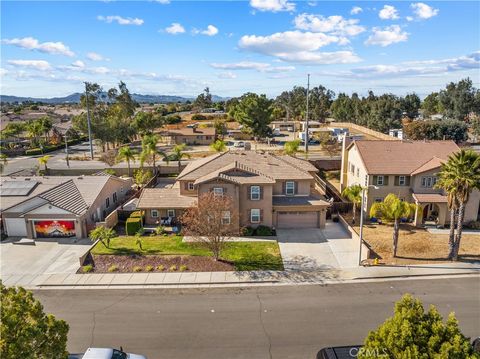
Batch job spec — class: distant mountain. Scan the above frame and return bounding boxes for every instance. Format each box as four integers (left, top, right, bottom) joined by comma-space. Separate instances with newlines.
1, 93, 229, 104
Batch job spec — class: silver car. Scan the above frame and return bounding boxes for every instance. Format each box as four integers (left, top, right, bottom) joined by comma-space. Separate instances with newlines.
70, 347, 147, 359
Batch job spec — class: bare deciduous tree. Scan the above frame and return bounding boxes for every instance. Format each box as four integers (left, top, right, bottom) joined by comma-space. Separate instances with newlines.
180, 192, 238, 261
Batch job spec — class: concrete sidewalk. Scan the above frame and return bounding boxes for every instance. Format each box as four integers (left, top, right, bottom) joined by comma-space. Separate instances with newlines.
3, 262, 479, 290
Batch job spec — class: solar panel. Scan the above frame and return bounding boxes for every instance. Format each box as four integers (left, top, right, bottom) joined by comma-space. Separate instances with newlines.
0, 180, 39, 196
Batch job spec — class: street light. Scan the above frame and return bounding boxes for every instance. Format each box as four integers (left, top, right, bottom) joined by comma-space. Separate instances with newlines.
358, 185, 379, 266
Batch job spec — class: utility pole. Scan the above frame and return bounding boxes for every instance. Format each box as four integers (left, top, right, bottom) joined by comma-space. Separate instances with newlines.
84, 82, 94, 160
304, 74, 310, 154
65, 132, 70, 168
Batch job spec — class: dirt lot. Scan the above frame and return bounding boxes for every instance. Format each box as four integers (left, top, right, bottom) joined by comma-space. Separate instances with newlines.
343, 213, 480, 264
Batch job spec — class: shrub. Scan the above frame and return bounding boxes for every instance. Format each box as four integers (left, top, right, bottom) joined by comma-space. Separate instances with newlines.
133, 266, 142, 272
255, 225, 273, 236
82, 264, 93, 273
465, 220, 480, 230
107, 264, 118, 272
191, 114, 207, 121
125, 217, 142, 235
130, 211, 143, 219
156, 265, 165, 271
25, 148, 43, 155
154, 225, 166, 235
169, 265, 177, 271
179, 265, 188, 272
145, 265, 154, 272
164, 114, 181, 124
241, 226, 255, 236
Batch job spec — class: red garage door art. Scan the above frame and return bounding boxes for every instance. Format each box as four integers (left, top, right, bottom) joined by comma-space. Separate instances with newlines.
34, 220, 76, 238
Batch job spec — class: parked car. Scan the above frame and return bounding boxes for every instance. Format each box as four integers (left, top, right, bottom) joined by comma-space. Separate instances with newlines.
69, 347, 147, 359
233, 141, 245, 148
317, 345, 362, 359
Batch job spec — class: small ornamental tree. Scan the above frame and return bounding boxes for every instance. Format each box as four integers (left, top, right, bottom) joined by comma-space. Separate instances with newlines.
0, 282, 69, 359
180, 192, 238, 260
284, 139, 301, 157
89, 226, 117, 248
359, 294, 477, 359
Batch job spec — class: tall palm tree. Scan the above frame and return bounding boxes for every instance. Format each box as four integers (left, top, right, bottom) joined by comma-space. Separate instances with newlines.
38, 117, 53, 143
0, 153, 8, 174
117, 146, 137, 177
436, 150, 480, 260
140, 134, 167, 172
341, 184, 363, 224
210, 139, 227, 153
434, 179, 459, 259
38, 155, 51, 173
25, 120, 43, 147
370, 193, 419, 258
171, 143, 191, 171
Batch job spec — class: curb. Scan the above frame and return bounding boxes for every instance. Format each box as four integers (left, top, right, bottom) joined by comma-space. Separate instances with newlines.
351, 271, 480, 281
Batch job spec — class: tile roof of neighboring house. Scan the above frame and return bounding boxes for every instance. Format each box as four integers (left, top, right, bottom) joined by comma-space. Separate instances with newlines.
350, 140, 459, 175
167, 127, 216, 136
412, 193, 448, 203
178, 151, 317, 181
137, 188, 197, 209
272, 195, 330, 207
0, 175, 132, 213
38, 180, 88, 214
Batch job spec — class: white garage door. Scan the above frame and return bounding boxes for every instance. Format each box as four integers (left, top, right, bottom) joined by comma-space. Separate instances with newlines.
4, 218, 28, 237
277, 211, 318, 229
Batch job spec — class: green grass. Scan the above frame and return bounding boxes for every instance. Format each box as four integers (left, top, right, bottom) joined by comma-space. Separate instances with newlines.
91, 235, 283, 271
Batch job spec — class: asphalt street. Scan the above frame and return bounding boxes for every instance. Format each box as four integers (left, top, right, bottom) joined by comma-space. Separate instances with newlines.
34, 276, 480, 359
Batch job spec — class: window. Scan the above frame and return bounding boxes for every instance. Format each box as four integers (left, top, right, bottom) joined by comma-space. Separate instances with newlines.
213, 187, 224, 197
222, 211, 231, 225
188, 182, 194, 191
375, 198, 383, 203
376, 175, 384, 186
285, 181, 295, 195
399, 176, 406, 186
364, 175, 368, 186
151, 209, 159, 218
350, 164, 355, 173
356, 168, 360, 177
167, 209, 175, 217
105, 198, 110, 208
422, 176, 436, 188
250, 186, 260, 200
432, 177, 438, 186
250, 209, 260, 223
113, 192, 118, 203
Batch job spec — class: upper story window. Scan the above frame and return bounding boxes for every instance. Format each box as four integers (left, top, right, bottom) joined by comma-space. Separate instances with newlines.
364, 175, 368, 186
285, 181, 295, 195
421, 176, 437, 188
376, 175, 384, 186
250, 186, 260, 200
356, 168, 360, 177
105, 197, 110, 208
350, 164, 355, 173
188, 182, 194, 191
213, 187, 224, 197
398, 176, 406, 186
221, 211, 231, 225
113, 192, 118, 203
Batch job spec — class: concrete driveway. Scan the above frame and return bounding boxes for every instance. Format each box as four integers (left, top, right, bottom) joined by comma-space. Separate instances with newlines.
277, 222, 358, 270
0, 238, 91, 287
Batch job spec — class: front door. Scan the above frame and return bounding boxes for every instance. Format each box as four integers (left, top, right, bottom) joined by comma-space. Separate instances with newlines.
422, 205, 429, 220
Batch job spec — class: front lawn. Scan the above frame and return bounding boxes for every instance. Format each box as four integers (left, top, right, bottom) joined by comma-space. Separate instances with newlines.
91, 235, 283, 271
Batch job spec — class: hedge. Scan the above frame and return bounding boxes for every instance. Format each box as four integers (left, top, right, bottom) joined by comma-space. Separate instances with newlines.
24, 137, 87, 156
125, 217, 142, 235
130, 211, 144, 219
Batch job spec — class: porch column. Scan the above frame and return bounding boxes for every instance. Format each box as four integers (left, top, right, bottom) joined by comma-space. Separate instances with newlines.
413, 201, 422, 227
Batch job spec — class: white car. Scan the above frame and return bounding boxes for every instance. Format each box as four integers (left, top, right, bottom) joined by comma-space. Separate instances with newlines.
70, 347, 147, 359
233, 141, 245, 148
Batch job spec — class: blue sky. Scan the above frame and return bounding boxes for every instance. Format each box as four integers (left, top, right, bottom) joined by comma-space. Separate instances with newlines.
1, 0, 479, 98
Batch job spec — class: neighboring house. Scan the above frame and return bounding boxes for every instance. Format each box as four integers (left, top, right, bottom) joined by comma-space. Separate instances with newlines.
137, 151, 330, 230
389, 128, 404, 140
0, 175, 133, 239
340, 140, 480, 227
165, 127, 216, 145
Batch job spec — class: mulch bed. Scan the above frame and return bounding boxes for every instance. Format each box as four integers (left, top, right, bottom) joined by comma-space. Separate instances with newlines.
80, 254, 235, 273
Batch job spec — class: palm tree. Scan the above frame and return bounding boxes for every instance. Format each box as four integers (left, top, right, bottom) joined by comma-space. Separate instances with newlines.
0, 153, 8, 174
284, 139, 301, 157
140, 134, 167, 172
171, 143, 191, 171
434, 179, 459, 259
38, 155, 51, 173
369, 193, 419, 258
210, 139, 227, 152
25, 120, 43, 147
38, 117, 53, 143
341, 184, 362, 224
117, 146, 137, 177
436, 150, 480, 260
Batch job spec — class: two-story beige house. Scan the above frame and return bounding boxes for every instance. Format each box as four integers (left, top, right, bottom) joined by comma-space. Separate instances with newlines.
137, 151, 330, 230
340, 140, 480, 227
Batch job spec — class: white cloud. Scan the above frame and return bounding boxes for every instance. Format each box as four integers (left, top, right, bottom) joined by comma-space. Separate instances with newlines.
2, 37, 74, 57
155, 0, 170, 3
165, 23, 185, 34
0, 68, 8, 77
249, 0, 295, 12
202, 25, 219, 36
211, 61, 296, 72
71, 60, 85, 68
238, 30, 360, 64
218, 72, 237, 79
411, 3, 439, 19
97, 15, 144, 26
379, 5, 399, 20
294, 14, 366, 36
406, 16, 414, 22
8, 59, 52, 71
365, 25, 408, 46
87, 52, 108, 61
350, 6, 363, 15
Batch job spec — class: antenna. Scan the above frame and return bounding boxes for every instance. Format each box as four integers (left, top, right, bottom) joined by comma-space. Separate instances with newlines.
304, 74, 310, 154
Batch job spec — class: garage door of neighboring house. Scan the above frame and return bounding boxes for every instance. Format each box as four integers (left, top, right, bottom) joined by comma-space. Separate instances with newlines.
277, 211, 318, 228
4, 218, 28, 237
